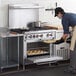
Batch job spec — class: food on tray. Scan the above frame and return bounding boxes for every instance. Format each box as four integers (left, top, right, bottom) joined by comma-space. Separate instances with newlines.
27, 50, 48, 55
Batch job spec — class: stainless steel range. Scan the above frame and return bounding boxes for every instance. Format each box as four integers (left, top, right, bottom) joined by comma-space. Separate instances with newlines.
19, 30, 63, 69
24, 30, 55, 58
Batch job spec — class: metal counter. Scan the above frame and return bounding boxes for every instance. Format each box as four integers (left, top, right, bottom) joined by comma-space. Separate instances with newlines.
0, 32, 23, 72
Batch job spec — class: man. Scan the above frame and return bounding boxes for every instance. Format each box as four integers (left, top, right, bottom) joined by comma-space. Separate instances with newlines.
54, 7, 76, 73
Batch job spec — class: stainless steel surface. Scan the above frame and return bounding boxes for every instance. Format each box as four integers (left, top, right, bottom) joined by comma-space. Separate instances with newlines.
55, 31, 70, 60
24, 30, 56, 59
8, 4, 41, 29
54, 43, 70, 60
0, 27, 9, 33
0, 36, 19, 71
0, 28, 70, 71
24, 30, 55, 41
19, 30, 63, 69
9, 4, 43, 9
28, 55, 63, 63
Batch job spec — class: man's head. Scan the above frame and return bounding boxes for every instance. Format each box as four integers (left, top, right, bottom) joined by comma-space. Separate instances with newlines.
55, 7, 65, 19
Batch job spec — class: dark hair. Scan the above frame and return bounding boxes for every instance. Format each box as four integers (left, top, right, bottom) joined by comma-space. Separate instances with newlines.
55, 7, 65, 17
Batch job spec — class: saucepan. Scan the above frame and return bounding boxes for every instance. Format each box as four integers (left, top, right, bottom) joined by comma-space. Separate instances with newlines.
27, 21, 41, 29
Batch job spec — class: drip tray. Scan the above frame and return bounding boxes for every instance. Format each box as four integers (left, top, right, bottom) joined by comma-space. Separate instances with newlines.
28, 55, 63, 63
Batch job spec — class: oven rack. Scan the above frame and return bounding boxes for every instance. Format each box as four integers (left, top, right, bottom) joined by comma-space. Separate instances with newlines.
27, 47, 49, 50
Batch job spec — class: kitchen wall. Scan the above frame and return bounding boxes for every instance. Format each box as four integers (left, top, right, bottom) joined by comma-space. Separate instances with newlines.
0, 0, 62, 28
57, 0, 76, 13
0, 0, 76, 28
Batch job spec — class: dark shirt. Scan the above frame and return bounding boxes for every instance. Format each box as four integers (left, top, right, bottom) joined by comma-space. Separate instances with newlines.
62, 13, 76, 34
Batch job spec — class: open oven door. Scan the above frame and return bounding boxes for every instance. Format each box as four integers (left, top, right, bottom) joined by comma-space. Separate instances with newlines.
34, 56, 63, 63
27, 56, 63, 65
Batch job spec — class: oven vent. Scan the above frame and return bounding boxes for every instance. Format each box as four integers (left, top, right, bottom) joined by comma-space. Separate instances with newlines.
54, 43, 70, 60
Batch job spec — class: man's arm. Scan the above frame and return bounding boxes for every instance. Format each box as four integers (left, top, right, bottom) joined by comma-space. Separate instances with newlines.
62, 16, 70, 40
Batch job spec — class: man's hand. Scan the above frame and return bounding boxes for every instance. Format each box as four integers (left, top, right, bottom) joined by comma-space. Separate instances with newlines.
53, 34, 69, 44
53, 37, 64, 44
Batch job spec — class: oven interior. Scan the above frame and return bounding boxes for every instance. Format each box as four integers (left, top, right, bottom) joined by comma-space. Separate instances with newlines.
27, 42, 50, 57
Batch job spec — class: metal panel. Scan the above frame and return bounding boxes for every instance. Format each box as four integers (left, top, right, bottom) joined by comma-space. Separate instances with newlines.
0, 36, 19, 70
54, 43, 70, 60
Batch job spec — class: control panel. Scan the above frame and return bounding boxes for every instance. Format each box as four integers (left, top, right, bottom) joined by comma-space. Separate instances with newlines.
24, 30, 55, 41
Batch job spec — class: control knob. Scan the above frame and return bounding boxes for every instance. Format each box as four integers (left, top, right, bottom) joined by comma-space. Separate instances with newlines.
36, 35, 38, 38
29, 35, 32, 38
47, 34, 49, 37
40, 34, 43, 37
49, 33, 52, 36
33, 35, 35, 38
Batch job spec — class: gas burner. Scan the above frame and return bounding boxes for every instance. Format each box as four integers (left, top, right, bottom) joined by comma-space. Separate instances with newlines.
28, 27, 51, 31
10, 29, 30, 34
10, 27, 51, 34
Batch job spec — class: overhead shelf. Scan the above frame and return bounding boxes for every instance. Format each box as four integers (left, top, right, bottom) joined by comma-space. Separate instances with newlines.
9, 4, 44, 9
45, 8, 55, 11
